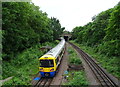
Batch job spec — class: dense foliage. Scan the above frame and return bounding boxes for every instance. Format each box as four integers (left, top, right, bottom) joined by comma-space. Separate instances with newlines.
2, 2, 64, 61
72, 3, 120, 57
50, 17, 65, 40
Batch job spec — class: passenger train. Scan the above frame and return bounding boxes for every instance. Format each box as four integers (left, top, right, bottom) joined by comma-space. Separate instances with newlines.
39, 38, 65, 77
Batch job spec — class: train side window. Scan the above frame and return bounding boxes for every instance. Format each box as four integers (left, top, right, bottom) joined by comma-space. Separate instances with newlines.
55, 58, 58, 64
60, 51, 62, 56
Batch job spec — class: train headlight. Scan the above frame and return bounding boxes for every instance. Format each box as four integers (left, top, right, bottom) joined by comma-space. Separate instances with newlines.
50, 69, 54, 72
40, 68, 43, 71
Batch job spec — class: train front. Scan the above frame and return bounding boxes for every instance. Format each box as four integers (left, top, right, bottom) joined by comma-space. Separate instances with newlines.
39, 55, 56, 77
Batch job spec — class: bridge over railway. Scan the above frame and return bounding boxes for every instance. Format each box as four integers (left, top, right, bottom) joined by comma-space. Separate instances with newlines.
60, 33, 72, 41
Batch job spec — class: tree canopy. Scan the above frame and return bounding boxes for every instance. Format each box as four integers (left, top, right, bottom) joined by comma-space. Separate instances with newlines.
2, 2, 64, 60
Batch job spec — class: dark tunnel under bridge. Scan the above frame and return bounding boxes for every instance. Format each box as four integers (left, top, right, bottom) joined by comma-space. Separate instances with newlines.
60, 34, 72, 41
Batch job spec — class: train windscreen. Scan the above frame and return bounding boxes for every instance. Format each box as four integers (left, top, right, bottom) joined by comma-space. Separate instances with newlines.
40, 60, 54, 67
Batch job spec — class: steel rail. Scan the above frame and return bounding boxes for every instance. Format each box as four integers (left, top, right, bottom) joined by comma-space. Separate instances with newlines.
33, 77, 53, 87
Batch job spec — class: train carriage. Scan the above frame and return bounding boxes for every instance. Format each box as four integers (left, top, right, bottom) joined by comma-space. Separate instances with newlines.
39, 38, 65, 77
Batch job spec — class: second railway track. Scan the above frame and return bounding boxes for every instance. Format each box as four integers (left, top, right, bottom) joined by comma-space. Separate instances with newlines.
33, 77, 53, 87
69, 42, 119, 87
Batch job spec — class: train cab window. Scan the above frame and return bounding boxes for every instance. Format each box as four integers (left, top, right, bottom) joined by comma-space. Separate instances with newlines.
40, 60, 54, 67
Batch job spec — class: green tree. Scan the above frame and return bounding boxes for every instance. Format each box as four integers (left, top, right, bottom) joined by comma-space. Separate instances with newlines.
100, 3, 120, 56
50, 17, 65, 40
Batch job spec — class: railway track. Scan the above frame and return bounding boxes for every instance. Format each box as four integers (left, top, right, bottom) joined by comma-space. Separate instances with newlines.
69, 42, 119, 87
32, 77, 53, 87
34, 78, 53, 87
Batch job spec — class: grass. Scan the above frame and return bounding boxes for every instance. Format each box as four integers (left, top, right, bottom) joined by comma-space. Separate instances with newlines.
63, 45, 88, 86
64, 71, 88, 86
70, 40, 120, 80
2, 41, 58, 85
67, 46, 82, 65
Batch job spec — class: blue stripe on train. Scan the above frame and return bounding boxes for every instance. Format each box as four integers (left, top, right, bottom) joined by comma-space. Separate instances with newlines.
40, 71, 56, 77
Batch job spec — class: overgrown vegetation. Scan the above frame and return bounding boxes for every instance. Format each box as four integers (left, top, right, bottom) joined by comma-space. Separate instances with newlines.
68, 46, 82, 65
65, 71, 88, 86
71, 2, 120, 79
3, 41, 57, 85
63, 45, 88, 86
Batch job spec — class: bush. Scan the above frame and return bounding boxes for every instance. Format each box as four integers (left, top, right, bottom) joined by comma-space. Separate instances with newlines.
68, 47, 82, 65
65, 71, 88, 86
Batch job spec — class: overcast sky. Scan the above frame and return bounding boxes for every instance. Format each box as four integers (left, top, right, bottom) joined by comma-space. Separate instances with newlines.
32, 0, 119, 32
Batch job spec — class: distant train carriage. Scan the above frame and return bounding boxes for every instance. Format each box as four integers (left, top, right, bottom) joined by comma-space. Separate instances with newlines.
39, 38, 65, 77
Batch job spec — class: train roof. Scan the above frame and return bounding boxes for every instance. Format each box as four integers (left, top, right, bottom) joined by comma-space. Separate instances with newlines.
39, 55, 55, 60
41, 38, 65, 58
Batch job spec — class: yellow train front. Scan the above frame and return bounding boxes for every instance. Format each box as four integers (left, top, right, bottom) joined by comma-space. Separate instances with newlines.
39, 55, 57, 77
39, 38, 65, 77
